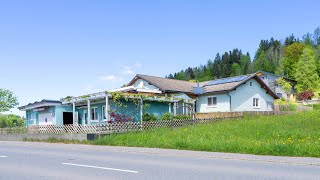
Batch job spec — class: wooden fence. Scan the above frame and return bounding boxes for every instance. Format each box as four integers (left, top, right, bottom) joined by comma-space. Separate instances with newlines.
195, 112, 243, 119
0, 118, 238, 135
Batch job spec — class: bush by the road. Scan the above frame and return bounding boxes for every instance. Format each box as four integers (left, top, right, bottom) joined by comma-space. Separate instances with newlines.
0, 114, 25, 128
94, 111, 320, 157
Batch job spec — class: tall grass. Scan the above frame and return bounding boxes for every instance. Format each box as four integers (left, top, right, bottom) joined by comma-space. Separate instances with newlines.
94, 111, 320, 157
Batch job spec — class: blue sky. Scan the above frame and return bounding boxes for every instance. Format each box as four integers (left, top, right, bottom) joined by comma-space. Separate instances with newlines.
1, 0, 320, 116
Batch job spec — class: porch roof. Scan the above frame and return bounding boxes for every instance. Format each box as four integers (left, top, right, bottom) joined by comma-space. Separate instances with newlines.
61, 91, 195, 105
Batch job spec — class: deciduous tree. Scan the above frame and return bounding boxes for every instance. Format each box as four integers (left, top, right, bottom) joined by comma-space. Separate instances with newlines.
294, 48, 319, 93
0, 89, 19, 112
276, 78, 292, 94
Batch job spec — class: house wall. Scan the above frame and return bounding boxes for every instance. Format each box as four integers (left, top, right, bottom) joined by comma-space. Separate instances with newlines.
196, 79, 275, 113
133, 79, 159, 90
144, 101, 170, 118
38, 107, 55, 125
26, 106, 59, 127
55, 106, 73, 125
196, 93, 231, 113
26, 110, 38, 127
76, 99, 142, 125
230, 79, 274, 112
74, 99, 172, 124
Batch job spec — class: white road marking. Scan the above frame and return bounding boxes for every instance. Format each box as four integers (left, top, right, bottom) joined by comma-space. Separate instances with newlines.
62, 162, 139, 174
0, 156, 7, 158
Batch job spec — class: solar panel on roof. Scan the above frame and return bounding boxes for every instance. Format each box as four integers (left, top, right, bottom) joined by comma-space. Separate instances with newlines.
193, 86, 204, 94
205, 75, 249, 86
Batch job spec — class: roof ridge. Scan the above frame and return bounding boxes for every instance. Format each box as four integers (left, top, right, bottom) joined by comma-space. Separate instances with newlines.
137, 74, 198, 84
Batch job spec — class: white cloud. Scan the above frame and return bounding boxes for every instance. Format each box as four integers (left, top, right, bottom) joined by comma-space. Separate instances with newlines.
99, 75, 123, 82
100, 75, 115, 81
122, 63, 142, 75
123, 68, 135, 75
134, 62, 142, 68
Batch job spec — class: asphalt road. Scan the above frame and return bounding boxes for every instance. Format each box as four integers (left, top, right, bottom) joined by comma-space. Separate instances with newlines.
0, 141, 320, 180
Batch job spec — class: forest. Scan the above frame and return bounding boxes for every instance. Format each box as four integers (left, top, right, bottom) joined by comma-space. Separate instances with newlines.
167, 27, 320, 94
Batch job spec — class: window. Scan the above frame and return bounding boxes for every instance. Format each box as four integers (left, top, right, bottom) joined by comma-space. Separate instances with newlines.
250, 81, 253, 86
276, 93, 282, 98
207, 97, 217, 107
253, 98, 260, 108
29, 114, 36, 124
91, 107, 97, 120
102, 106, 106, 119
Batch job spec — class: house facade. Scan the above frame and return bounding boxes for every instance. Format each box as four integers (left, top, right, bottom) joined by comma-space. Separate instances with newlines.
256, 71, 297, 101
19, 73, 278, 127
196, 78, 274, 112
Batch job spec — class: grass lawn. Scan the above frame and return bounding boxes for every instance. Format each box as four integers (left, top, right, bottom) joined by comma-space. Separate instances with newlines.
93, 111, 320, 157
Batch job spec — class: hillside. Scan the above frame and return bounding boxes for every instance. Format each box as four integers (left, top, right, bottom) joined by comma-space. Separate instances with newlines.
166, 27, 320, 83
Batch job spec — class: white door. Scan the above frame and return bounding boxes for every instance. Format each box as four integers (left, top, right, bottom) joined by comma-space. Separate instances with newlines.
38, 113, 53, 125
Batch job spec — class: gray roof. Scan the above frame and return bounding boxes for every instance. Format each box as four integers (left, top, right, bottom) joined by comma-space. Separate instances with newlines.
128, 74, 279, 98
128, 74, 201, 94
18, 99, 61, 110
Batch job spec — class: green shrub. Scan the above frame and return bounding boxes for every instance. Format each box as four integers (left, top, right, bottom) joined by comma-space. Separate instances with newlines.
142, 113, 158, 121
275, 98, 287, 105
288, 103, 297, 111
160, 113, 192, 120
0, 114, 25, 128
161, 112, 171, 120
307, 104, 320, 110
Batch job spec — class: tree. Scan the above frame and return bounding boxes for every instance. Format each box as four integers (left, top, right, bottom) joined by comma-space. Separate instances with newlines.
239, 53, 252, 74
313, 27, 320, 46
282, 42, 306, 78
285, 34, 299, 46
302, 33, 313, 46
276, 78, 292, 94
294, 48, 319, 93
0, 89, 19, 112
230, 63, 242, 76
253, 50, 273, 72
315, 45, 320, 76
0, 114, 25, 128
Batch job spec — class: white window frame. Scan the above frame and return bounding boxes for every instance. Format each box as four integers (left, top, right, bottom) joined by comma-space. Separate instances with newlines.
253, 98, 260, 108
91, 107, 98, 122
207, 97, 217, 107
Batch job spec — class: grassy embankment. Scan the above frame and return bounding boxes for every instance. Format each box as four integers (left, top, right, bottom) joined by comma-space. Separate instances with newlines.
94, 111, 320, 157
26, 111, 320, 157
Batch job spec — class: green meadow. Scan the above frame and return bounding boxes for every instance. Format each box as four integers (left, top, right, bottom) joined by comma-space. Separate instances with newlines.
94, 111, 320, 157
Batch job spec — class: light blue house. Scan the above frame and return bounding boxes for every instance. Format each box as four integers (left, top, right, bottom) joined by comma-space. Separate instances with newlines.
19, 73, 278, 127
